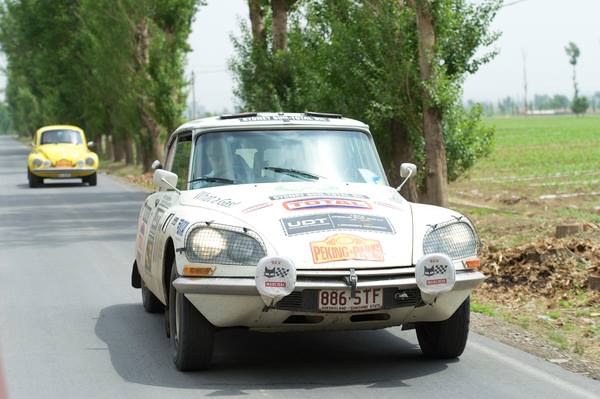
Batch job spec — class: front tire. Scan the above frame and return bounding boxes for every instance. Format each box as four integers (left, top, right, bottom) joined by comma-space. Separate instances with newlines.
416, 297, 470, 358
168, 263, 215, 371
28, 169, 43, 188
84, 172, 97, 186
141, 279, 164, 313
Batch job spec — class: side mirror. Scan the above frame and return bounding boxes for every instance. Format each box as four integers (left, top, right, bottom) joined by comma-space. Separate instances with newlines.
153, 169, 179, 192
87, 141, 95, 149
396, 163, 417, 193
151, 160, 163, 170
400, 163, 417, 178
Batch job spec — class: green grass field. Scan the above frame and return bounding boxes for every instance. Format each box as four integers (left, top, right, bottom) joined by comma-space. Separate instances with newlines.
450, 115, 600, 246
461, 115, 600, 196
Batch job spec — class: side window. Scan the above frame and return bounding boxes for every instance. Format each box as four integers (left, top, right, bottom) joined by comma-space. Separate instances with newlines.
170, 134, 192, 190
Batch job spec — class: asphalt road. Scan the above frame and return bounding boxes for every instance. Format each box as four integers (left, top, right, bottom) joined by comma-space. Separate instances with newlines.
0, 135, 599, 399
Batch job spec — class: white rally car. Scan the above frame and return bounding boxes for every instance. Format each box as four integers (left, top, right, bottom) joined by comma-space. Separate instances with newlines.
131, 112, 485, 371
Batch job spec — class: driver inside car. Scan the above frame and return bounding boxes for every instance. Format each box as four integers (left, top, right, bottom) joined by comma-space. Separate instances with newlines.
204, 139, 252, 184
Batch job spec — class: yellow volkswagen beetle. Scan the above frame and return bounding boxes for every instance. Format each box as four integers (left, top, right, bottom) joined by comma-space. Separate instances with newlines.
27, 125, 99, 187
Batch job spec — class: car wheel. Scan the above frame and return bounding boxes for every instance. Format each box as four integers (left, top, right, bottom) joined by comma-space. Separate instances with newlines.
84, 173, 97, 186
141, 278, 164, 313
28, 169, 43, 188
168, 263, 215, 371
416, 296, 470, 359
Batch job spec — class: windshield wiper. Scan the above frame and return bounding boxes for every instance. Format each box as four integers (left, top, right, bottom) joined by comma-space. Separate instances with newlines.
263, 166, 325, 181
188, 176, 235, 184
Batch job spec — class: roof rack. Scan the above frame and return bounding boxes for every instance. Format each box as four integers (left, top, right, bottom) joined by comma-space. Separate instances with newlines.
304, 111, 342, 119
219, 112, 258, 120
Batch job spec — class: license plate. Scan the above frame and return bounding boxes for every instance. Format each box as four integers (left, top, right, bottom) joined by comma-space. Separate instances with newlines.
56, 160, 71, 168
318, 288, 383, 312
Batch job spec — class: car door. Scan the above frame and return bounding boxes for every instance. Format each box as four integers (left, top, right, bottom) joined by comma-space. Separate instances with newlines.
144, 132, 193, 292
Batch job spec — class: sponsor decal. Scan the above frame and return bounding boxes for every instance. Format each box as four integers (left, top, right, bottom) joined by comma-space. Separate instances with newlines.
242, 202, 273, 213
142, 203, 152, 224
265, 281, 286, 288
424, 264, 447, 277
283, 197, 371, 211
194, 191, 241, 208
270, 192, 369, 201
264, 267, 290, 278
426, 278, 448, 286
281, 213, 394, 236
176, 219, 190, 237
240, 115, 328, 123
310, 234, 384, 264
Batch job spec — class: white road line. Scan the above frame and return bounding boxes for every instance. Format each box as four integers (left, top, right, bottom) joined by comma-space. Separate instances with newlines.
470, 341, 599, 399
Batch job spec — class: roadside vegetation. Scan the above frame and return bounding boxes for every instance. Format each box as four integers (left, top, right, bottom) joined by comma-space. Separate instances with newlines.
450, 115, 600, 370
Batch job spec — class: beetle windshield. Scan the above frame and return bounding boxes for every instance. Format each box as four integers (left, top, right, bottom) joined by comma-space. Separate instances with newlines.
40, 130, 83, 145
190, 130, 387, 189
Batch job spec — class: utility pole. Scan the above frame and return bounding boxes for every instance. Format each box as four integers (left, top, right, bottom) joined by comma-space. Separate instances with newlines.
522, 50, 528, 116
191, 70, 196, 120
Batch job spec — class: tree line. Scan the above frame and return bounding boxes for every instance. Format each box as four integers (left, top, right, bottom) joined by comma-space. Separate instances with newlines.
0, 0, 501, 206
0, 0, 200, 171
231, 0, 500, 205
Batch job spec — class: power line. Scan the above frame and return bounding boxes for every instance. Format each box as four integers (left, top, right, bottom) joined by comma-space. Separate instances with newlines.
502, 0, 530, 8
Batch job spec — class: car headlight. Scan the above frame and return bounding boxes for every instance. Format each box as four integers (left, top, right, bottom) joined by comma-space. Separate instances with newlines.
32, 158, 43, 167
185, 224, 266, 265
423, 220, 478, 260
85, 157, 94, 166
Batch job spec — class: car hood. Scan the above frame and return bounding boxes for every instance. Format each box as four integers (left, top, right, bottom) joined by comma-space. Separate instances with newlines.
179, 182, 413, 269
36, 144, 88, 161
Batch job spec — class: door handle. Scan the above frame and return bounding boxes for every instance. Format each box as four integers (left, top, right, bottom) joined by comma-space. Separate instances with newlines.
154, 198, 160, 207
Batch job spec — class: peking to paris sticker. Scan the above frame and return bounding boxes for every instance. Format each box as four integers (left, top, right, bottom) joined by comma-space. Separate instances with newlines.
310, 234, 384, 264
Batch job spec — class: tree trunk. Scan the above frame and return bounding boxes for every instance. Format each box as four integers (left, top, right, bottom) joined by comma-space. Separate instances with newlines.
99, 134, 106, 158
413, 0, 448, 207
135, 17, 162, 173
271, 0, 288, 52
389, 118, 419, 202
113, 134, 125, 162
124, 135, 135, 165
248, 0, 266, 47
105, 135, 114, 161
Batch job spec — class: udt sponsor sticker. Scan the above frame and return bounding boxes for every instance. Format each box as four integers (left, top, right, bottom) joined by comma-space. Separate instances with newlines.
415, 253, 455, 295
255, 256, 296, 305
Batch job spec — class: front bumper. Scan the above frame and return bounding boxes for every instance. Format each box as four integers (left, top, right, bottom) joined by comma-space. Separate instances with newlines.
173, 270, 484, 295
31, 167, 96, 178
173, 270, 485, 330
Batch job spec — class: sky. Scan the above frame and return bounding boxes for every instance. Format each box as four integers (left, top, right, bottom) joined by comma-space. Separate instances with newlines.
187, 0, 600, 113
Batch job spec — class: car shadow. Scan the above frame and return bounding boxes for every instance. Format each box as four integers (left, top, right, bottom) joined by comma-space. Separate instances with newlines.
95, 304, 452, 395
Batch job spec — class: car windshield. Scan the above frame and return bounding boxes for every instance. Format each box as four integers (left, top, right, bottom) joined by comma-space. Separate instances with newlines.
40, 129, 83, 145
190, 129, 387, 189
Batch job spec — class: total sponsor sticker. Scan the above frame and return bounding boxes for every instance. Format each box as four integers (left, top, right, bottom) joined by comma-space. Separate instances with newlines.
283, 197, 371, 211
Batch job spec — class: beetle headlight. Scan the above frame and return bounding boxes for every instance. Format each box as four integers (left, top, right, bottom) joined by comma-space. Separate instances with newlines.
85, 157, 94, 166
185, 224, 266, 265
32, 158, 43, 167
423, 221, 478, 260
